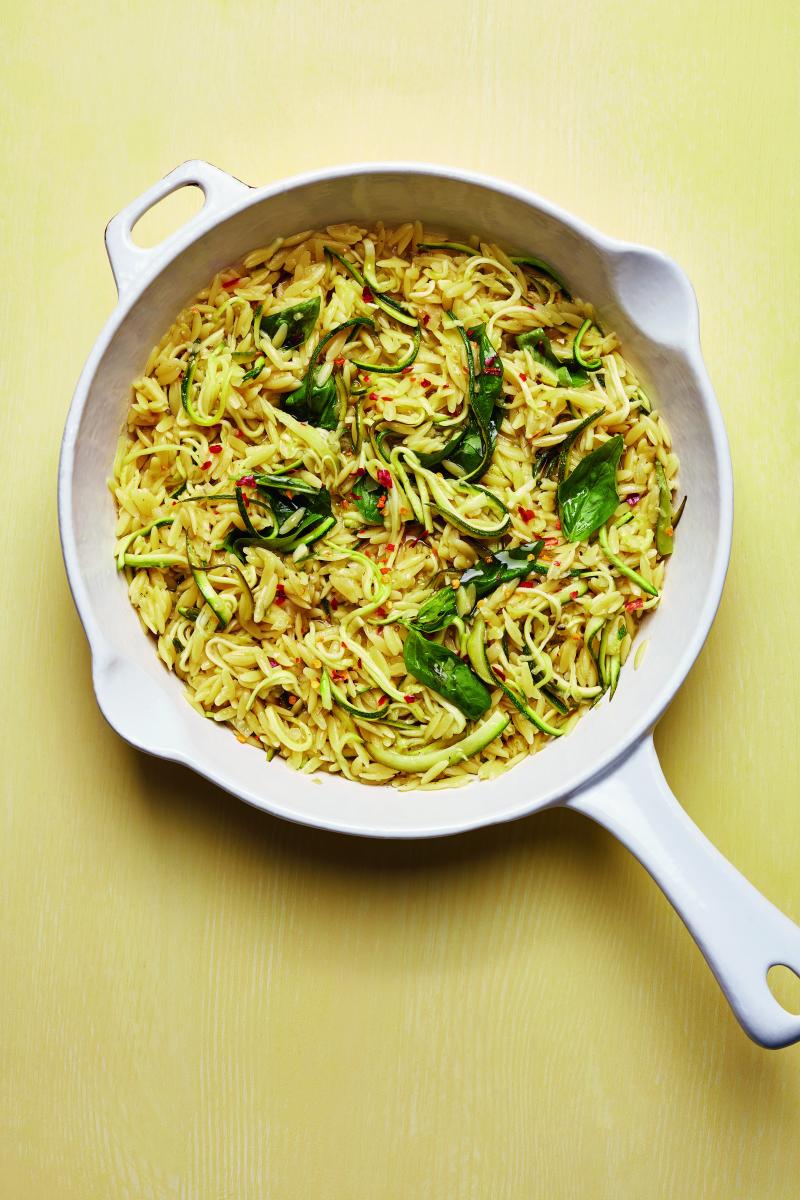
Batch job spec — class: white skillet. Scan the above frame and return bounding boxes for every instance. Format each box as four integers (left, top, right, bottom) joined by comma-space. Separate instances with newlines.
58, 160, 800, 1047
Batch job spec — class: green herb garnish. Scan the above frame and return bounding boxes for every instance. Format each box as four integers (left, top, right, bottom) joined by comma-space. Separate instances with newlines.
350, 473, 387, 525
516, 330, 589, 389
284, 317, 373, 429
257, 296, 320, 349
558, 436, 624, 542
460, 539, 545, 597
402, 626, 491, 720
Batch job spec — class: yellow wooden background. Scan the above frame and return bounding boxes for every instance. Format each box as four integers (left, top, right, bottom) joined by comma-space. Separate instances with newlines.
2, 1, 799, 1195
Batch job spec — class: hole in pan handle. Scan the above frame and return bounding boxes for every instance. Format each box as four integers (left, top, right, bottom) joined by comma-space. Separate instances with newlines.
104, 159, 251, 299
566, 735, 800, 1049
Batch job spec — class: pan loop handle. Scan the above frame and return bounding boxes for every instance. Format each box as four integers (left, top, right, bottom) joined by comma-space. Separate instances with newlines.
104, 160, 250, 298
567, 735, 800, 1048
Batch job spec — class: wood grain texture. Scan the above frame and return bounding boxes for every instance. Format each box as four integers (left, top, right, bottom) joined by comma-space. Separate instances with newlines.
2, 0, 799, 1195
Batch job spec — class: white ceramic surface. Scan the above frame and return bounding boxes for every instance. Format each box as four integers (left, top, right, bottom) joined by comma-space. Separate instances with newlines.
58, 160, 800, 1046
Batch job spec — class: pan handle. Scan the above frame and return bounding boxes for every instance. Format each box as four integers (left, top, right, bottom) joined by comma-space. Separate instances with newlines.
567, 735, 800, 1048
104, 160, 250, 297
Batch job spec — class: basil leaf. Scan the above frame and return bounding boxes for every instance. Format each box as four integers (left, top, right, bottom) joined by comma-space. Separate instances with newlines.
350, 474, 386, 525
558, 435, 624, 542
556, 410, 605, 482
460, 540, 545, 597
413, 588, 459, 634
531, 410, 604, 485
532, 445, 560, 483
255, 475, 332, 522
410, 540, 545, 633
284, 374, 341, 430
516, 330, 589, 388
285, 317, 373, 429
449, 325, 504, 478
471, 325, 504, 424
448, 424, 483, 476
402, 626, 491, 720
224, 479, 333, 559
259, 297, 320, 349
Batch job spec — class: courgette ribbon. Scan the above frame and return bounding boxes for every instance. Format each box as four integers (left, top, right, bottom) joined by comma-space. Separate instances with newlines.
181, 344, 239, 426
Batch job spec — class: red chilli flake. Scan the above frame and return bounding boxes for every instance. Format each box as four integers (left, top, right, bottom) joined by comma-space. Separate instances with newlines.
518, 507, 535, 523
362, 286, 374, 303
376, 468, 393, 489
380, 567, 390, 575
330, 595, 339, 610
493, 667, 506, 681
275, 584, 286, 605
404, 694, 418, 704
269, 658, 279, 668
386, 543, 396, 551
570, 590, 579, 600
545, 537, 560, 547
625, 597, 645, 612
200, 460, 212, 470
520, 373, 528, 382
355, 467, 366, 477
377, 695, 388, 706
519, 581, 535, 589
421, 313, 430, 326
421, 378, 432, 388
401, 366, 412, 375
222, 277, 241, 290
209, 443, 222, 454
237, 475, 255, 487
369, 391, 379, 403
626, 494, 641, 508
375, 605, 388, 617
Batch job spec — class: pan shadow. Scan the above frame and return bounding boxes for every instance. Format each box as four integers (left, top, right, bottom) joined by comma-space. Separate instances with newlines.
132, 743, 606, 879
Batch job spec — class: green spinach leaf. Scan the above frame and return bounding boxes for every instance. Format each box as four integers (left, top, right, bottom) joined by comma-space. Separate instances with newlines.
285, 317, 373, 430
556, 410, 605, 482
284, 373, 341, 430
350, 473, 387, 525
402, 626, 491, 720
531, 409, 604, 486
558, 435, 624, 542
460, 540, 545, 597
410, 540, 546, 633
516, 330, 589, 388
258, 297, 321, 349
224, 477, 334, 559
413, 588, 459, 634
449, 325, 504, 478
